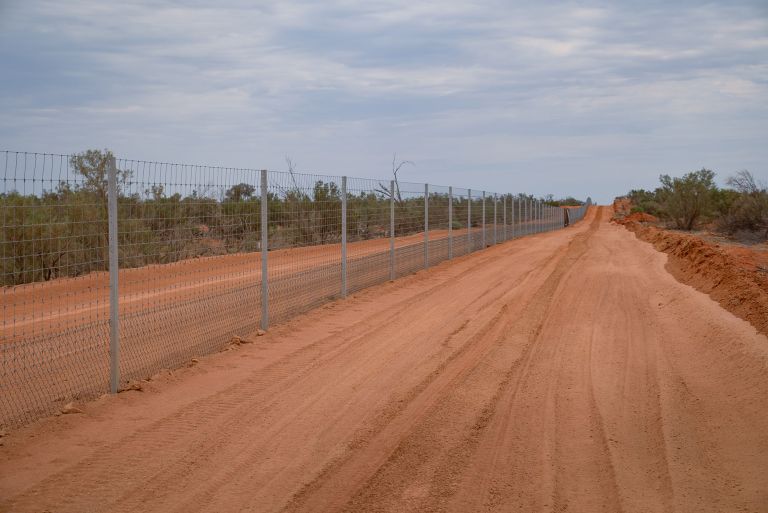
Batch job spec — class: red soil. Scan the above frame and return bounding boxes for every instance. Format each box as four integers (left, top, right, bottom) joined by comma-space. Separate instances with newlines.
621, 220, 768, 336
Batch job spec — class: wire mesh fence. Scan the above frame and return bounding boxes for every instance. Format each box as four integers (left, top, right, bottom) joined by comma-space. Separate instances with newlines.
1, 150, 592, 428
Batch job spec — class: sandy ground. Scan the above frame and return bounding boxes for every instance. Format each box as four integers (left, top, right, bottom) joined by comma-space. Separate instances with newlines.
1, 207, 766, 512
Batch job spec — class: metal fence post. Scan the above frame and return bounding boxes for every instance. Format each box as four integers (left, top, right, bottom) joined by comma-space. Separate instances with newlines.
503, 194, 507, 241
390, 179, 395, 281
493, 193, 498, 245
107, 155, 120, 394
482, 191, 486, 248
539, 201, 542, 233
528, 199, 532, 235
424, 183, 429, 269
523, 198, 527, 235
260, 169, 269, 331
341, 176, 347, 298
467, 189, 472, 252
448, 186, 453, 260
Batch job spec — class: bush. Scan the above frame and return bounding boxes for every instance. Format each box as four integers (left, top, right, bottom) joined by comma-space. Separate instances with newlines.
658, 169, 717, 230
718, 171, 768, 237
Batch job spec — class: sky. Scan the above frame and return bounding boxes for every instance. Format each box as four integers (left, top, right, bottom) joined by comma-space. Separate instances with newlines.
1, 0, 766, 203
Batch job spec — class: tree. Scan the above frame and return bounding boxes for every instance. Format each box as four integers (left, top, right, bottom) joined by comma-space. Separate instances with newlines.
727, 170, 760, 195
68, 149, 131, 267
69, 149, 130, 205
375, 153, 413, 204
720, 170, 768, 237
225, 183, 256, 202
658, 168, 717, 230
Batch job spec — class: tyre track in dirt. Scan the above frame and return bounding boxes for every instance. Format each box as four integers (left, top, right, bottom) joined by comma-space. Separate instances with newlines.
315, 211, 602, 513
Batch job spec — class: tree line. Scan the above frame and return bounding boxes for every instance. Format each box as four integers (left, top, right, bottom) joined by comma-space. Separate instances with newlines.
625, 168, 768, 235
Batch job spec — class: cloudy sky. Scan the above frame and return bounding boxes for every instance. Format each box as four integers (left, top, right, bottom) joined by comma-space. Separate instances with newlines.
1, 1, 766, 202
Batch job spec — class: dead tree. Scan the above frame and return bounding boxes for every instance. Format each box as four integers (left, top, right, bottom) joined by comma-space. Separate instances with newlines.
375, 153, 413, 204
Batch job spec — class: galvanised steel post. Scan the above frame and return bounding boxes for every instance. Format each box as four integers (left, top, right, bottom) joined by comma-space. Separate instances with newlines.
424, 183, 429, 269
260, 169, 269, 330
448, 186, 453, 260
482, 191, 486, 248
517, 196, 521, 238
503, 194, 507, 242
390, 179, 395, 281
535, 200, 541, 233
547, 205, 550, 231
526, 198, 533, 235
512, 196, 516, 239
467, 189, 472, 252
523, 198, 530, 235
493, 193, 497, 245
107, 155, 120, 394
341, 176, 347, 298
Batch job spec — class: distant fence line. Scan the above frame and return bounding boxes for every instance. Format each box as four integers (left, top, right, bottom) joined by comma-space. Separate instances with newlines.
1, 150, 590, 428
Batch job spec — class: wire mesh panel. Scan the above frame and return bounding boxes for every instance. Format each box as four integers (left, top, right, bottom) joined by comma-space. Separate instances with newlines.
393, 181, 426, 279
266, 170, 342, 324
1, 151, 112, 426
450, 188, 472, 258
115, 160, 263, 384
489, 194, 498, 246
427, 184, 451, 267
345, 177, 392, 295
468, 192, 483, 252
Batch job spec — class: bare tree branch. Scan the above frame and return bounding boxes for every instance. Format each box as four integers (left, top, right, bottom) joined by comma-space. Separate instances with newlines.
727, 170, 760, 194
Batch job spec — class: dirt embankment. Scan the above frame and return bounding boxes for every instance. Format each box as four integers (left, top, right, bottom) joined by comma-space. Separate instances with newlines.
618, 220, 768, 336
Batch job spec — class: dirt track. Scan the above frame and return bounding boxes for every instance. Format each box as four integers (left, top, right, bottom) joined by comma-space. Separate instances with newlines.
1, 206, 767, 512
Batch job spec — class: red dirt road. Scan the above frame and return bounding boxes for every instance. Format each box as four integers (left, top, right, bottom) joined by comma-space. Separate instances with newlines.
1, 207, 767, 512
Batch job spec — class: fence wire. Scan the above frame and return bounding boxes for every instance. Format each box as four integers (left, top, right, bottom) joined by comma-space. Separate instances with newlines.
1, 150, 592, 428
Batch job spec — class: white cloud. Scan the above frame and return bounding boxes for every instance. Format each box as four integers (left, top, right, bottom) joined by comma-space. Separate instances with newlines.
1, 0, 767, 202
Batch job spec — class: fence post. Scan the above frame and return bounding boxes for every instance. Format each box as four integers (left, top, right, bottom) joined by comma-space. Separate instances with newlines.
493, 194, 498, 245
448, 186, 453, 260
341, 176, 347, 298
482, 191, 486, 248
390, 179, 395, 281
467, 189, 472, 252
260, 169, 269, 331
523, 198, 527, 235
503, 194, 507, 241
525, 198, 533, 235
424, 183, 429, 269
539, 201, 543, 233
107, 155, 120, 394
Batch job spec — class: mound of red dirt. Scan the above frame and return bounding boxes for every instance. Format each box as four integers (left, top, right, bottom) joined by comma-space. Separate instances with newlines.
612, 197, 632, 216
623, 221, 768, 336
613, 211, 659, 225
